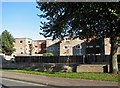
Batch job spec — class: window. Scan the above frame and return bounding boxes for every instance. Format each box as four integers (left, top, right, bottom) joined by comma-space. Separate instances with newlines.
28, 41, 30, 43
66, 41, 70, 43
64, 38, 71, 42
86, 45, 93, 48
58, 47, 60, 50
76, 45, 82, 49
35, 46, 37, 48
96, 45, 100, 48
20, 41, 23, 43
65, 46, 68, 49
66, 38, 71, 40
49, 47, 54, 51
20, 48, 22, 50
21, 52, 23, 54
35, 52, 37, 54
89, 46, 93, 48
64, 46, 70, 49
78, 46, 81, 48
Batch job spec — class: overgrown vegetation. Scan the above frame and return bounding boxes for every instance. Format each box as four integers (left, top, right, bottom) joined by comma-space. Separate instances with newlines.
2, 69, 119, 82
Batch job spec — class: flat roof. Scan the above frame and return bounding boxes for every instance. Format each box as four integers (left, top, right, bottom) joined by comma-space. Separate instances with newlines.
15, 38, 32, 40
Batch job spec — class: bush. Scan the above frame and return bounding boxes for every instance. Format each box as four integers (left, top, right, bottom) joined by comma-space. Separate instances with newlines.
43, 52, 53, 56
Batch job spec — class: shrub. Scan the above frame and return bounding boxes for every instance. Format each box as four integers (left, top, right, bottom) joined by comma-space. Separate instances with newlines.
43, 52, 53, 56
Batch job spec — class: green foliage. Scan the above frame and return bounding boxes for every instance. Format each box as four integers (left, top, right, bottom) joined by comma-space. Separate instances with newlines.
0, 30, 15, 55
37, 2, 120, 73
37, 2, 120, 40
43, 52, 54, 56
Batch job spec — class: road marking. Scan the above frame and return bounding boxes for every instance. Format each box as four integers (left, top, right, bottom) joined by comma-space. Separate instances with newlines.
1, 78, 46, 86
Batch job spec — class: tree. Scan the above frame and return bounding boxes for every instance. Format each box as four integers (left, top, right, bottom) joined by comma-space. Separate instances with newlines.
37, 2, 120, 74
0, 30, 15, 55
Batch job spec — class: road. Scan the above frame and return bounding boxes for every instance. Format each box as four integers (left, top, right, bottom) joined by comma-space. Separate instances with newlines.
0, 78, 119, 88
1, 78, 56, 88
1, 72, 119, 88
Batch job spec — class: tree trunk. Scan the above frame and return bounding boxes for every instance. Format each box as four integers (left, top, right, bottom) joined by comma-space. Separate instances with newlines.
110, 37, 118, 74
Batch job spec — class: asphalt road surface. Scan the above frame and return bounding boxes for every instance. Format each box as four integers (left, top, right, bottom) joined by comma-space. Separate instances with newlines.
1, 78, 56, 88
0, 78, 119, 88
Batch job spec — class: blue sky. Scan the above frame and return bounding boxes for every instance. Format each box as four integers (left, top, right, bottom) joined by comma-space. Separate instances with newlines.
1, 1, 47, 40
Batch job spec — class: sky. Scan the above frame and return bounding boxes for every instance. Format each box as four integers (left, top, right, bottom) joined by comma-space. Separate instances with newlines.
1, 1, 48, 40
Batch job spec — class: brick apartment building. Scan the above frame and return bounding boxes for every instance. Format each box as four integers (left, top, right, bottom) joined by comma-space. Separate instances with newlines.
13, 38, 46, 56
13, 38, 32, 55
13, 37, 120, 56
46, 36, 93, 56
37, 40, 46, 54
46, 37, 120, 56
32, 40, 38, 54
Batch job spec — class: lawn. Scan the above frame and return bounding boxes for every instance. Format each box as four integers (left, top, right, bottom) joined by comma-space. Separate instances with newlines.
2, 69, 119, 82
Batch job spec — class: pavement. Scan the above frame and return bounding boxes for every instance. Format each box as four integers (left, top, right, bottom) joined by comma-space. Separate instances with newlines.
1, 78, 54, 88
1, 71, 119, 87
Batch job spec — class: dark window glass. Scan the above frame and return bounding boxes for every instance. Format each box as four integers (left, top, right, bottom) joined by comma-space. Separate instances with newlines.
20, 41, 23, 43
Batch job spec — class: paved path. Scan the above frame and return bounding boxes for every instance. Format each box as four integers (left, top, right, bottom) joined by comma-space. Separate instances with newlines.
1, 71, 119, 87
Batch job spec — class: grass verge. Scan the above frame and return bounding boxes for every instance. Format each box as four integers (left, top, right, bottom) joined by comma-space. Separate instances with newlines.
2, 69, 119, 82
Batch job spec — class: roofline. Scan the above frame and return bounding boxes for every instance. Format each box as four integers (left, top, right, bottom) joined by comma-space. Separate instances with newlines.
15, 38, 32, 40
15, 38, 47, 41
35, 40, 46, 41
